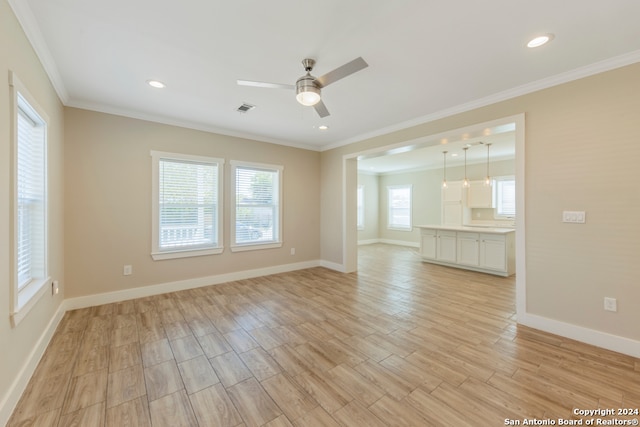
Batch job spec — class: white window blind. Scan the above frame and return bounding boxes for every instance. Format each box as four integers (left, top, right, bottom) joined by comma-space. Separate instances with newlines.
158, 158, 219, 251
387, 185, 412, 230
16, 96, 47, 291
357, 185, 364, 230
495, 177, 516, 217
232, 162, 282, 248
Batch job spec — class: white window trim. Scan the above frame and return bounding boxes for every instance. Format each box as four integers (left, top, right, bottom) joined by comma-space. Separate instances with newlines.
230, 160, 283, 252
387, 184, 413, 231
493, 175, 516, 220
9, 71, 51, 327
357, 185, 365, 230
150, 150, 224, 260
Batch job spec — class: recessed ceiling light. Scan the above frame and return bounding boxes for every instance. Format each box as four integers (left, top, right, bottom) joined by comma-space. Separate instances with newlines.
452, 153, 459, 157
318, 125, 329, 131
146, 80, 166, 89
527, 34, 554, 48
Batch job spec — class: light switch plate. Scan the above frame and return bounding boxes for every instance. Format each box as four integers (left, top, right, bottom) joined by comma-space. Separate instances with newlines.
562, 211, 586, 223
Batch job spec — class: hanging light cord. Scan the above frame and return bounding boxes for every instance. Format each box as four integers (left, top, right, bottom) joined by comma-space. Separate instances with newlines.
442, 151, 448, 188
485, 142, 492, 185
463, 147, 469, 187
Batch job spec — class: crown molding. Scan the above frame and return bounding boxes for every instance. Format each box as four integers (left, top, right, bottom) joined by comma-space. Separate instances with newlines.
323, 49, 640, 151
65, 99, 321, 152
8, 0, 69, 104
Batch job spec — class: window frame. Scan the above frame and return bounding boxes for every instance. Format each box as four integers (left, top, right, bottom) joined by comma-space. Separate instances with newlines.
387, 184, 413, 231
494, 175, 516, 219
10, 71, 50, 326
230, 160, 283, 252
151, 151, 224, 260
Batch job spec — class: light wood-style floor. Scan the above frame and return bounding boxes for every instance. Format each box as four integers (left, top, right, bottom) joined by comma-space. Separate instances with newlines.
8, 244, 640, 427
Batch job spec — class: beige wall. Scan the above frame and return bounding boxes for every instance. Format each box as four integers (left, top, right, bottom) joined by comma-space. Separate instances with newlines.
0, 0, 65, 419
321, 63, 640, 342
63, 108, 320, 298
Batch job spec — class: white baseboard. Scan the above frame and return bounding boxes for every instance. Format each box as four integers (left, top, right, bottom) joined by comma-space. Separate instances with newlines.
357, 239, 380, 246
319, 259, 346, 273
519, 313, 640, 358
378, 239, 420, 248
65, 260, 322, 310
0, 303, 66, 427
358, 238, 420, 248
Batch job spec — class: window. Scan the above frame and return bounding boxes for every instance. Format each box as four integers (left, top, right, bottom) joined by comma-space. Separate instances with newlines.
495, 176, 516, 218
151, 151, 223, 260
357, 185, 364, 230
387, 185, 412, 230
10, 72, 49, 325
231, 161, 283, 251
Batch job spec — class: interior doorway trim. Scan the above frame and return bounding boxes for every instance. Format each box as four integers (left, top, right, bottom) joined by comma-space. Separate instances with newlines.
342, 113, 526, 320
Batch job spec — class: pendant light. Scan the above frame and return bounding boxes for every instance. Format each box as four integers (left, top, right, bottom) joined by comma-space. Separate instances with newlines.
462, 147, 470, 188
484, 142, 493, 186
442, 151, 448, 188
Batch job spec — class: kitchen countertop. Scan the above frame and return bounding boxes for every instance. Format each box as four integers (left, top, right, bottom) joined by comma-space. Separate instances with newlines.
416, 224, 516, 234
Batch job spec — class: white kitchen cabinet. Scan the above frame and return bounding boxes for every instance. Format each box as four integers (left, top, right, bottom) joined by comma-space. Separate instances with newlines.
420, 228, 437, 260
443, 181, 463, 202
480, 234, 507, 271
467, 180, 495, 208
437, 230, 457, 263
442, 181, 464, 225
419, 228, 457, 263
457, 232, 480, 267
417, 225, 515, 276
442, 203, 462, 226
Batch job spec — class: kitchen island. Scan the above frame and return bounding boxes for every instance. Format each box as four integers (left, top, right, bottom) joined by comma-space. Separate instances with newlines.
416, 225, 515, 276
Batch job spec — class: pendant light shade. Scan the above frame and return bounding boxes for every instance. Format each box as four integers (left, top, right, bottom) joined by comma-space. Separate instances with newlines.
462, 147, 470, 188
442, 151, 448, 188
484, 142, 493, 186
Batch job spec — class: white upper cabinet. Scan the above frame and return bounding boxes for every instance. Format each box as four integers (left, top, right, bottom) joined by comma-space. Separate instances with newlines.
466, 180, 495, 208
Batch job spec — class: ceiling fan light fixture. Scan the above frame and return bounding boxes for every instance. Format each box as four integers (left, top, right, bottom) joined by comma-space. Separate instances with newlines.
295, 76, 321, 106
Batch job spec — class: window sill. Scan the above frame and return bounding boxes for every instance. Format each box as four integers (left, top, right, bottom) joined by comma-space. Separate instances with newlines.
11, 276, 51, 327
387, 226, 413, 232
151, 247, 223, 260
230, 242, 283, 253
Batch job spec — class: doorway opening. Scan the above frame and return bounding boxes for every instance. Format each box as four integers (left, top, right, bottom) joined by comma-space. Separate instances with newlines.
343, 114, 526, 318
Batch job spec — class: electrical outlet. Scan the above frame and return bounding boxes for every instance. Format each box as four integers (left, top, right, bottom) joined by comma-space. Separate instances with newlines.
123, 265, 133, 276
604, 297, 617, 312
290, 248, 296, 255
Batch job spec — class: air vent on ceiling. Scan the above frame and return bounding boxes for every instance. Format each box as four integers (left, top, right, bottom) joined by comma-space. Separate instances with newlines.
236, 103, 256, 113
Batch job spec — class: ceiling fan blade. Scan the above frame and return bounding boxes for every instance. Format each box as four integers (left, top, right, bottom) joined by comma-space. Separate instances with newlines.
314, 100, 330, 118
315, 57, 368, 88
237, 80, 294, 90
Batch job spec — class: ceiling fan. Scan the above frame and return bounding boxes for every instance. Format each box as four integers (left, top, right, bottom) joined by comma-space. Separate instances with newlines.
237, 57, 368, 118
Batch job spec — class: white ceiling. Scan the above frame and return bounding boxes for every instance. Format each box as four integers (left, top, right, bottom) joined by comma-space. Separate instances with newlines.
11, 0, 640, 151
358, 130, 516, 174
